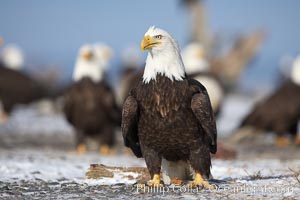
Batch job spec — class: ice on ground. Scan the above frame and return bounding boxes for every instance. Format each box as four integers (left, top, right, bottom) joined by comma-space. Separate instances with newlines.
0, 95, 299, 199
0, 93, 256, 139
212, 159, 300, 180
217, 94, 255, 137
0, 149, 299, 198
0, 104, 72, 136
0, 149, 145, 184
0, 149, 299, 186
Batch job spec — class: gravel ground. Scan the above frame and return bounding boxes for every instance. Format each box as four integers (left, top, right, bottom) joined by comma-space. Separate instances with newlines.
0, 149, 299, 200
0, 177, 299, 200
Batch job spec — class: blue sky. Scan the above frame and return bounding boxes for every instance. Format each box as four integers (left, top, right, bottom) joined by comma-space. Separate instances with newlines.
0, 0, 300, 88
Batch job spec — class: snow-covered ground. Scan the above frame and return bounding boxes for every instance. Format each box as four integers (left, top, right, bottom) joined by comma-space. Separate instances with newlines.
0, 149, 144, 184
0, 149, 299, 185
0, 95, 299, 199
0, 149, 299, 199
217, 94, 255, 137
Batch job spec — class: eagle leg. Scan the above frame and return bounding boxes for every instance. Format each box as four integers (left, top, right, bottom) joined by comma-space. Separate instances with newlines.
0, 111, 8, 124
142, 147, 163, 187
294, 135, 300, 146
98, 126, 115, 146
76, 143, 87, 154
75, 130, 87, 154
186, 173, 215, 190
276, 136, 290, 147
99, 144, 115, 155
98, 126, 115, 155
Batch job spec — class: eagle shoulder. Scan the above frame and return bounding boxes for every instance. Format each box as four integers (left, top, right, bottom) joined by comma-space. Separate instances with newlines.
121, 95, 142, 157
189, 79, 217, 154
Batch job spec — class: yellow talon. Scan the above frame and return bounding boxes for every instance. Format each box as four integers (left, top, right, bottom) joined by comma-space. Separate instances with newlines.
0, 111, 8, 124
76, 143, 87, 154
187, 173, 215, 190
99, 145, 115, 155
147, 174, 164, 187
276, 136, 290, 147
295, 135, 300, 146
136, 174, 163, 189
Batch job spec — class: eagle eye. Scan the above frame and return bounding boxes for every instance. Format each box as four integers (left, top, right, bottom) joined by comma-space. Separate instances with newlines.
154, 35, 162, 39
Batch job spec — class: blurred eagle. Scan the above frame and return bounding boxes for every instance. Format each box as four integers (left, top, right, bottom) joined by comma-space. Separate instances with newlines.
116, 46, 143, 107
122, 27, 217, 188
239, 56, 300, 146
0, 44, 48, 121
182, 42, 224, 115
64, 44, 120, 154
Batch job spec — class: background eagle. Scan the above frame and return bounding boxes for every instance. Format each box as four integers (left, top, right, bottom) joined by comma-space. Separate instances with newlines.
0, 44, 50, 122
181, 42, 225, 115
238, 56, 300, 147
115, 47, 143, 107
64, 44, 120, 154
122, 26, 217, 189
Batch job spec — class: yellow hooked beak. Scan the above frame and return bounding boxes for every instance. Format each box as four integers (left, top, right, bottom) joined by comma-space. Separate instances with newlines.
82, 51, 93, 60
196, 48, 205, 59
141, 35, 161, 51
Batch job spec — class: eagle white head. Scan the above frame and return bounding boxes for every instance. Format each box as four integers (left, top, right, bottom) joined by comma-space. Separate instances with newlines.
72, 43, 113, 82
181, 42, 210, 75
0, 44, 24, 71
94, 43, 113, 71
291, 55, 300, 85
141, 26, 185, 83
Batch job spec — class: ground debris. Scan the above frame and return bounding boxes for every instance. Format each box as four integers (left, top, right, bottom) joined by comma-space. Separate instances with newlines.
85, 164, 150, 180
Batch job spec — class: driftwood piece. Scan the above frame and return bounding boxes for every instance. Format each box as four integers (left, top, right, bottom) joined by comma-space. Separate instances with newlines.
210, 30, 266, 87
85, 146, 236, 181
85, 164, 150, 181
181, 0, 266, 89
181, 0, 212, 53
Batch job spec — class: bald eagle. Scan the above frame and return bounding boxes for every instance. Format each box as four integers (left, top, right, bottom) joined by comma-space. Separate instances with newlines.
239, 56, 300, 147
0, 44, 48, 121
122, 27, 217, 189
64, 44, 120, 154
116, 46, 143, 107
182, 42, 224, 115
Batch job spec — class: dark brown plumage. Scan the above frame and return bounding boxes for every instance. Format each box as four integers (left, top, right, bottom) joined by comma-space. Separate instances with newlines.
64, 77, 120, 148
240, 81, 300, 140
188, 71, 224, 116
0, 64, 47, 113
117, 67, 143, 106
122, 75, 217, 179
